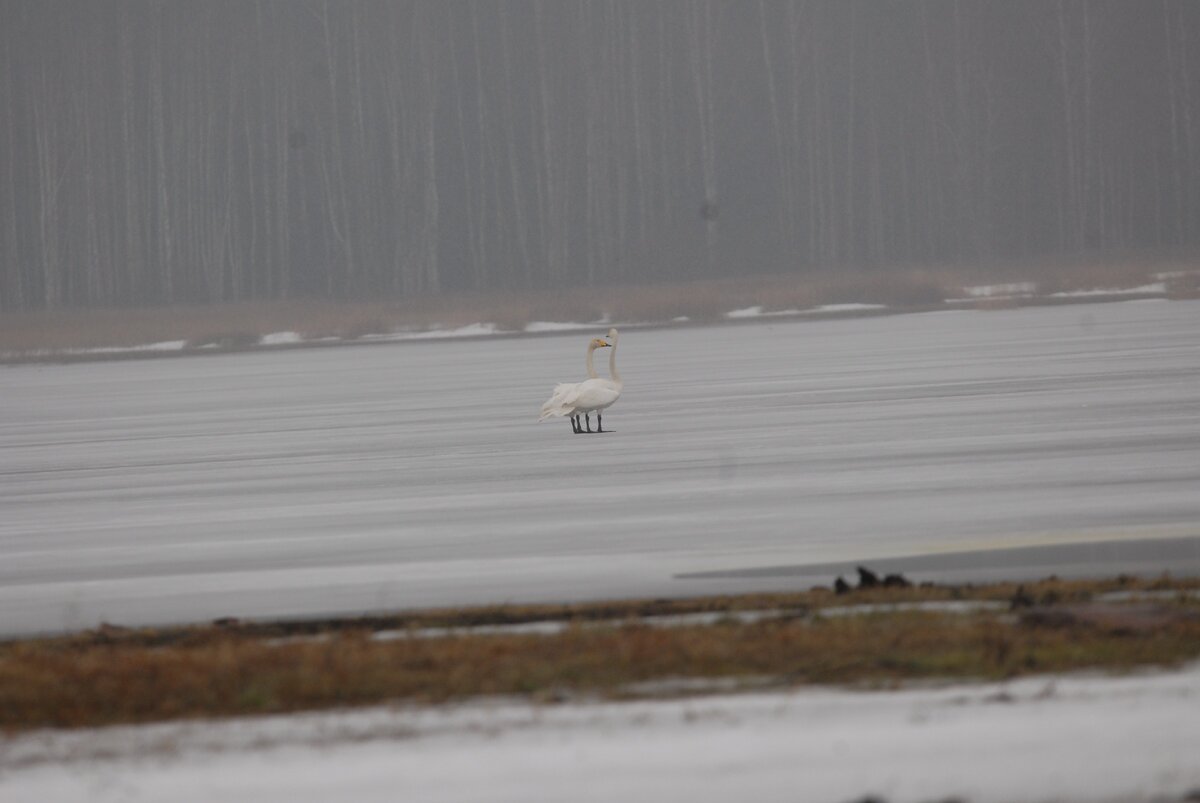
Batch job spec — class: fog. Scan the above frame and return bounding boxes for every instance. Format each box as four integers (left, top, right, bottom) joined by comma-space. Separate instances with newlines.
3, 1, 1199, 310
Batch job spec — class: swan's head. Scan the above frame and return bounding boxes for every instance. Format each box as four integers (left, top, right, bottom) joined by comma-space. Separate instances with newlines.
605, 328, 619, 343
589, 337, 611, 349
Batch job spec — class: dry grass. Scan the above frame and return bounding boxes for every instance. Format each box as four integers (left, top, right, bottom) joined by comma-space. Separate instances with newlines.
3, 257, 1196, 356
2, 576, 1198, 732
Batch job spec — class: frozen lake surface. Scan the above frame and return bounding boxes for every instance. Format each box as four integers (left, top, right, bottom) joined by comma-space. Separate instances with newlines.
3, 300, 1200, 636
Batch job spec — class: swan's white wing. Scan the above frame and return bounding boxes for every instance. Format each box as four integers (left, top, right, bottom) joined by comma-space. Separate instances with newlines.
570, 379, 621, 412
539, 381, 580, 420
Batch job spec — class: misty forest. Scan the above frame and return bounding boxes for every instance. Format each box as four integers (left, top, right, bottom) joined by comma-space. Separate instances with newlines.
2, 0, 1199, 312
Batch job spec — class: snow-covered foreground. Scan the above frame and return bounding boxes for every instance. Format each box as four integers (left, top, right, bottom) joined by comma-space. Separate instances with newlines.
3, 665, 1199, 803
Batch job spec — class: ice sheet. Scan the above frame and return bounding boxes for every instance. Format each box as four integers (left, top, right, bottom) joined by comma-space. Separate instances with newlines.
3, 301, 1200, 636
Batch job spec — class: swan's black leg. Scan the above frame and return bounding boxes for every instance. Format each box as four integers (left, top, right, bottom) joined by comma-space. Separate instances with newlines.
584, 413, 593, 433
595, 413, 604, 433
570, 415, 581, 434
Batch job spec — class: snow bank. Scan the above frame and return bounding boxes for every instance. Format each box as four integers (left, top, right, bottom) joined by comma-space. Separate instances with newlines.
1, 339, 189, 358
524, 321, 606, 333
4, 664, 1199, 803
802, 303, 888, 313
960, 282, 1038, 298
358, 323, 502, 341
727, 304, 887, 320
403, 322, 499, 339
65, 339, 189, 355
725, 305, 766, 318
952, 281, 1171, 303
1050, 283, 1167, 298
259, 331, 304, 346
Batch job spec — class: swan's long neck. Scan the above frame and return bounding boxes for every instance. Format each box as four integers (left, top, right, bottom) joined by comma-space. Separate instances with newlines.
608, 336, 621, 385
585, 342, 599, 379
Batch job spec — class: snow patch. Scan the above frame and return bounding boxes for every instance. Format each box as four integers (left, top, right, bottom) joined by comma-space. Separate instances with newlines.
5, 664, 1200, 802
960, 282, 1038, 298
727, 303, 887, 319
524, 321, 606, 333
260, 331, 303, 346
802, 303, 887, 313
139, 340, 190, 352
402, 322, 500, 339
276, 600, 1014, 646
725, 305, 765, 318
725, 306, 804, 319
361, 323, 503, 341
66, 340, 189, 355
1049, 283, 1167, 298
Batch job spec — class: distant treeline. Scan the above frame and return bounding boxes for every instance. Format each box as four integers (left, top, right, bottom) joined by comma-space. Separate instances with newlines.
2, 1, 1199, 310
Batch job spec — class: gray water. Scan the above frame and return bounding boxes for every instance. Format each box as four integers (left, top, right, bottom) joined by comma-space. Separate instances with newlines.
3, 300, 1199, 636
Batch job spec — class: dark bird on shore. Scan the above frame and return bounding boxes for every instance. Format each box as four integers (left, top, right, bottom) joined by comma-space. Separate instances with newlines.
882, 573, 912, 588
1009, 584, 1036, 610
834, 576, 851, 595
856, 566, 880, 588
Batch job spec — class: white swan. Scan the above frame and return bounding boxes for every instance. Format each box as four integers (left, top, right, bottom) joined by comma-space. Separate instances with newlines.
539, 329, 623, 433
539, 336, 610, 433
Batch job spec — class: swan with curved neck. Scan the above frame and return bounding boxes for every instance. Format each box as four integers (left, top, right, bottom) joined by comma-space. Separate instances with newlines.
591, 327, 622, 432
538, 329, 623, 434
604, 328, 621, 385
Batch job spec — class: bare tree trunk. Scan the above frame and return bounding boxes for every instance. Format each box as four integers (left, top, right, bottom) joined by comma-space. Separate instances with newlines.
687, 1, 717, 272
319, 1, 353, 294
1055, 0, 1084, 252
149, 16, 174, 303
1, 28, 25, 308
419, 8, 439, 295
497, 6, 531, 288
469, 4, 495, 291
759, 0, 791, 262
533, 2, 567, 285
448, 14, 480, 287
